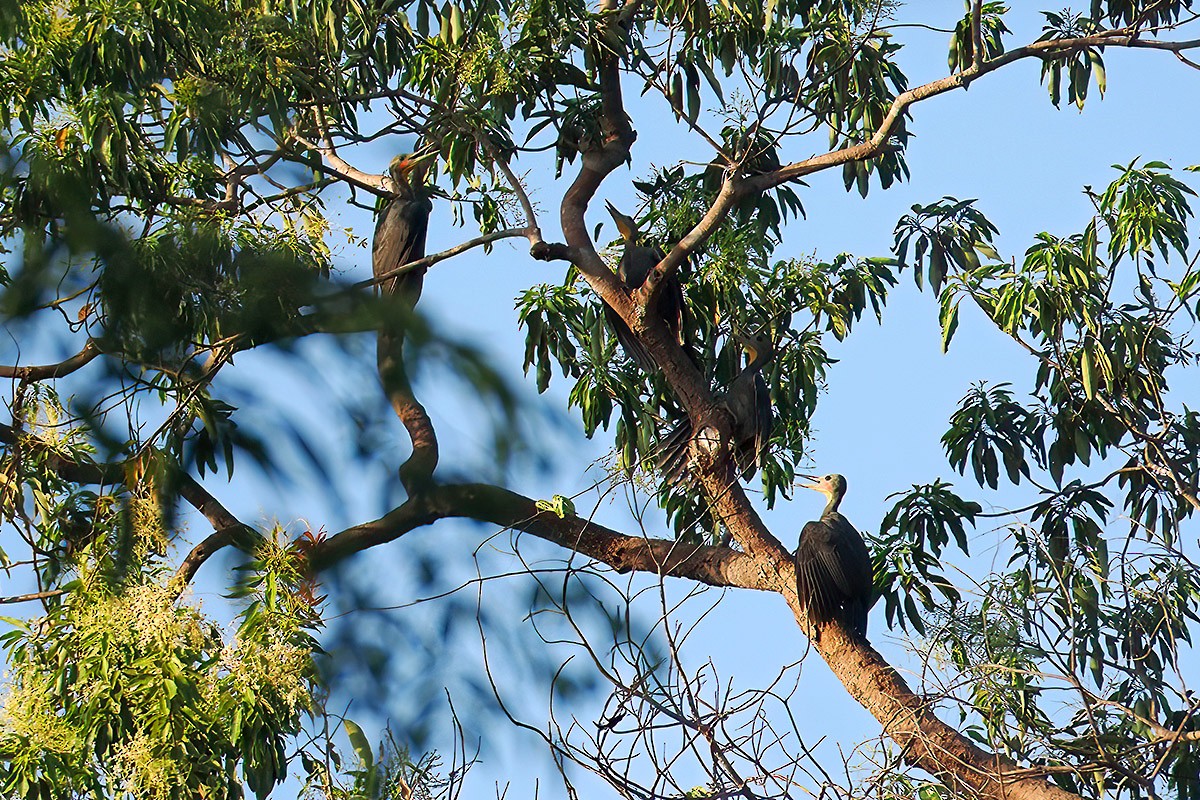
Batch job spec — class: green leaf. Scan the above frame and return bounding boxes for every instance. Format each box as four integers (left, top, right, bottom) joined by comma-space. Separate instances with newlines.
939, 293, 960, 353
342, 718, 374, 771
1080, 345, 1096, 400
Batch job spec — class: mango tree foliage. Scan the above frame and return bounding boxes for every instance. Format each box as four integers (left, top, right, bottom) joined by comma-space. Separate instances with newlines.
1, 1, 1200, 800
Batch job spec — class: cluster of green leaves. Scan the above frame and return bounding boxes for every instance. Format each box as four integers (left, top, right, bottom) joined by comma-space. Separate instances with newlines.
1, 399, 461, 798
0, 386, 139, 586
0, 519, 321, 800
943, 382, 1042, 489
947, 2, 1010, 72
810, 28, 911, 197
1094, 0, 1196, 29
932, 589, 1053, 760
1037, 10, 1106, 110
100, 219, 328, 358
886, 159, 1200, 800
301, 721, 457, 800
3, 0, 337, 213
875, 480, 980, 632
929, 524, 1200, 799
933, 163, 1198, 490
893, 196, 1000, 351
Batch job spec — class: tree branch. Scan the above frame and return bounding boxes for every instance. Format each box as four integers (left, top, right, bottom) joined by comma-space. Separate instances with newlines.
748, 31, 1200, 194
291, 131, 388, 194
0, 339, 102, 381
643, 175, 740, 298
0, 589, 66, 604
172, 476, 257, 590
356, 227, 537, 291
307, 482, 764, 589
557, 0, 636, 281
476, 132, 548, 253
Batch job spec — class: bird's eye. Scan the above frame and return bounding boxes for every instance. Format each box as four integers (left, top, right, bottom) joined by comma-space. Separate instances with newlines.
824, 474, 832, 480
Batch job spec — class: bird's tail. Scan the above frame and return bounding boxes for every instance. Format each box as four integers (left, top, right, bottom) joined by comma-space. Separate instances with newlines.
844, 597, 869, 638
655, 418, 693, 485
603, 304, 657, 374
795, 561, 838, 629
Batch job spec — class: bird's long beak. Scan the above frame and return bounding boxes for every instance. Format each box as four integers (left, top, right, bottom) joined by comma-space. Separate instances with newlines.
798, 474, 825, 492
605, 201, 637, 243
730, 331, 759, 362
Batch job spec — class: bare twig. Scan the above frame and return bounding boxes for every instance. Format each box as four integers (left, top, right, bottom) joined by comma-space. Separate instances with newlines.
0, 589, 66, 604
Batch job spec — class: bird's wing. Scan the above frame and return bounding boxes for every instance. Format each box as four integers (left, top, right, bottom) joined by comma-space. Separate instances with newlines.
722, 373, 754, 478
723, 367, 772, 479
642, 244, 686, 345
603, 301, 657, 373
753, 372, 772, 471
828, 513, 873, 596
801, 519, 867, 594
600, 247, 659, 373
373, 197, 432, 302
655, 418, 695, 485
658, 272, 686, 343
795, 520, 844, 625
371, 203, 402, 286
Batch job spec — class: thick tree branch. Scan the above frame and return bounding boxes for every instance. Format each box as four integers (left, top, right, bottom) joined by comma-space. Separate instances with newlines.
553, 0, 722, 414
308, 482, 763, 588
749, 31, 1200, 194
0, 339, 102, 381
0, 412, 1135, 800
172, 476, 257, 589
557, 0, 635, 279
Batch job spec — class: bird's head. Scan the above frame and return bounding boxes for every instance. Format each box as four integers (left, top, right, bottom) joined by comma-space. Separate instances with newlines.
799, 473, 847, 502
605, 201, 640, 244
731, 328, 774, 369
388, 152, 431, 196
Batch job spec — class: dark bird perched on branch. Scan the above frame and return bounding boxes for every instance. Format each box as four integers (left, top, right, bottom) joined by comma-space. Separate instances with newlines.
372, 151, 437, 487
659, 330, 774, 484
373, 153, 433, 306
601, 201, 687, 373
794, 474, 873, 640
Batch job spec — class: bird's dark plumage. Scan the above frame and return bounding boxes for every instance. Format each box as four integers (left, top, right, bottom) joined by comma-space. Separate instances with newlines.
372, 152, 435, 444
601, 202, 687, 373
659, 331, 774, 483
794, 474, 873, 639
373, 154, 433, 306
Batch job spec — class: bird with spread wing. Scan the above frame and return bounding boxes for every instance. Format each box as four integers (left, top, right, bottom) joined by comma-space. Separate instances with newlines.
658, 330, 775, 484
